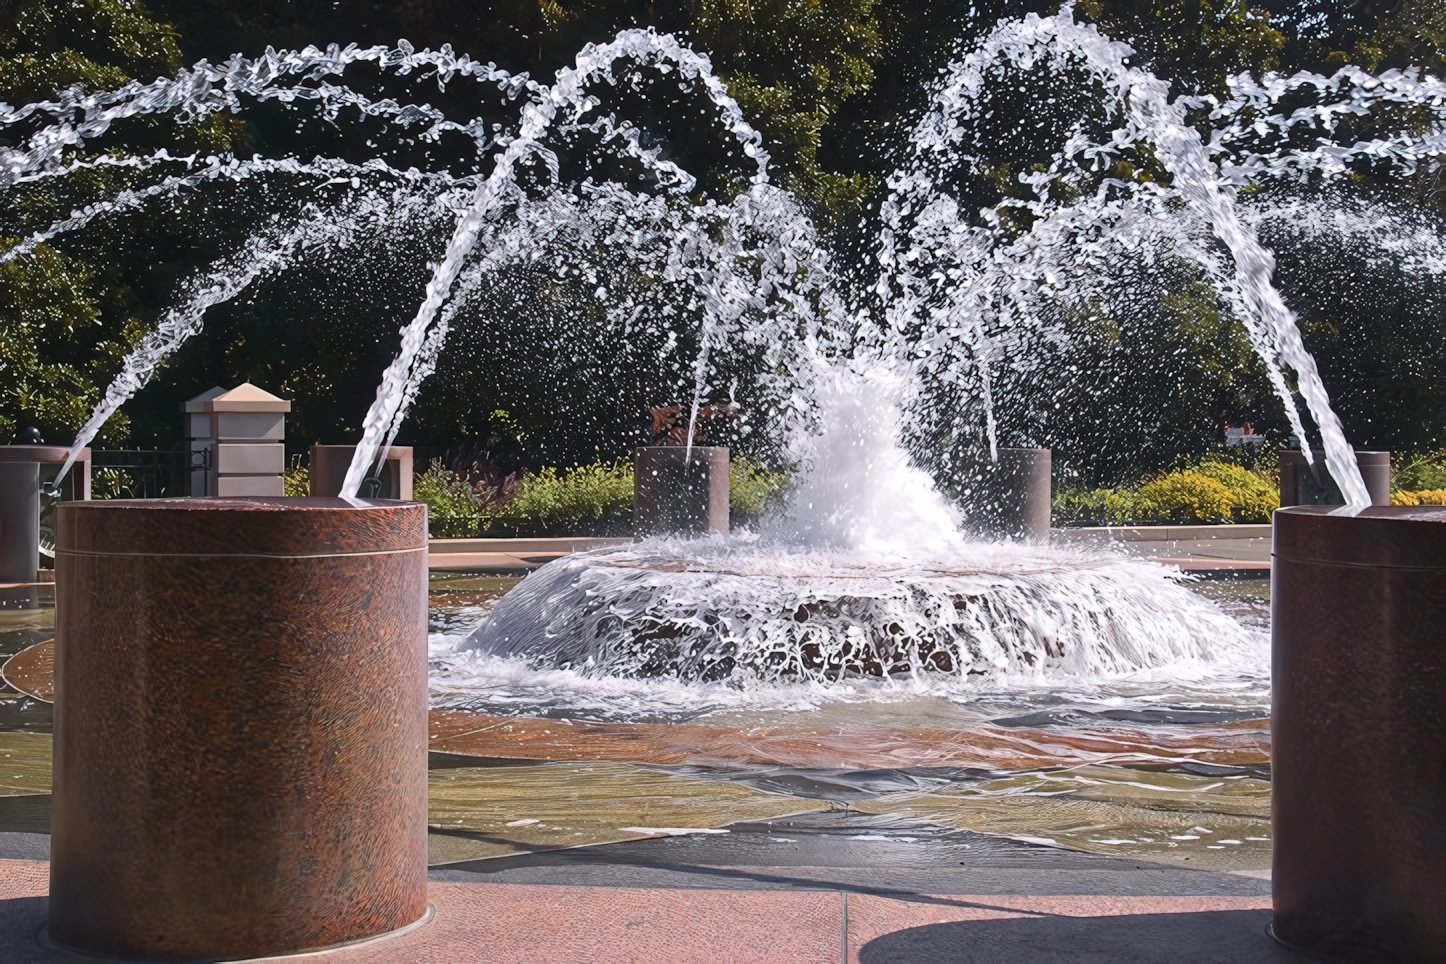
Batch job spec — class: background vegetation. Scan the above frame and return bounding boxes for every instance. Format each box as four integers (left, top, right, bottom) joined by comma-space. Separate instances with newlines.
5, 0, 1446, 496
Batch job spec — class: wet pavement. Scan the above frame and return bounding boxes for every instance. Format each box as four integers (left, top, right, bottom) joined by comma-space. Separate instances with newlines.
0, 561, 1304, 962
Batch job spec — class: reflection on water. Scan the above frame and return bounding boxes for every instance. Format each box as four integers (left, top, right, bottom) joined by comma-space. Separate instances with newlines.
1187, 578, 1270, 631
427, 571, 1273, 873
0, 572, 1275, 875
427, 761, 824, 866
1, 623, 55, 734
429, 574, 522, 637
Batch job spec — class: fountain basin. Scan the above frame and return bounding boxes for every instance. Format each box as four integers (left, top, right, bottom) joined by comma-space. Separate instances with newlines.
1271, 505, 1446, 962
464, 541, 1261, 683
50, 497, 429, 960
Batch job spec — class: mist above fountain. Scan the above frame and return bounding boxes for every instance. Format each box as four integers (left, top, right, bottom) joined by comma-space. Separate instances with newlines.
7, 5, 1444, 695
8, 5, 1442, 501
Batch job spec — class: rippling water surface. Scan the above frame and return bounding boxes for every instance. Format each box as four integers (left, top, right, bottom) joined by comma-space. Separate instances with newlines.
0, 568, 1273, 872
425, 567, 1273, 874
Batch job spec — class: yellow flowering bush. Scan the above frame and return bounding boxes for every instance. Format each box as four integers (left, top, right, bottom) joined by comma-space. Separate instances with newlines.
1391, 489, 1446, 506
1055, 457, 1278, 526
1137, 470, 1237, 522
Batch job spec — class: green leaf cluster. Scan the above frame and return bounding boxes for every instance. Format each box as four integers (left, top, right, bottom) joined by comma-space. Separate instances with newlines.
1392, 449, 1446, 491
1054, 455, 1279, 525
0, 237, 137, 443
0, 0, 181, 102
1, 0, 236, 445
412, 456, 789, 537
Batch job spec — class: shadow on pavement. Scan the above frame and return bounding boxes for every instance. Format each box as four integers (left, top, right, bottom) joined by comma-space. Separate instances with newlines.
859, 909, 1311, 963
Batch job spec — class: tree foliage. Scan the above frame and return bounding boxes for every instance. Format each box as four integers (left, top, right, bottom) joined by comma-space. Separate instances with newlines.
3, 0, 1445, 484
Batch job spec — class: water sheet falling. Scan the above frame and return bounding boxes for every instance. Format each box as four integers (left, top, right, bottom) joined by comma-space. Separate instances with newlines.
463, 541, 1263, 685
872, 5, 1444, 504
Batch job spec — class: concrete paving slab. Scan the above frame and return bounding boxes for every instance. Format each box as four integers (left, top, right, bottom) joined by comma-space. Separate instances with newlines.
847, 894, 1300, 963
0, 831, 48, 860
0, 861, 1297, 964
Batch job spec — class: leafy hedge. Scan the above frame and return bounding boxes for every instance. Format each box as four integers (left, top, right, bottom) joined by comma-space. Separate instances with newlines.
415, 457, 789, 538
1054, 457, 1279, 526
1391, 489, 1446, 506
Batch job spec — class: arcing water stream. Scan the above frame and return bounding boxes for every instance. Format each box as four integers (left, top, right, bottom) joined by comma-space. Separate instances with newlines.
5, 3, 1442, 869
7, 6, 1440, 500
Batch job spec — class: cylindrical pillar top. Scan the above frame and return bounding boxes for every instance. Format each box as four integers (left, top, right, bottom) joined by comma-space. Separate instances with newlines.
1273, 505, 1446, 569
0, 445, 89, 463
58, 497, 424, 556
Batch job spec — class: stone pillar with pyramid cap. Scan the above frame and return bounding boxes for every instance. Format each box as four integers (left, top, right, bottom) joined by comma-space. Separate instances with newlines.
183, 384, 290, 497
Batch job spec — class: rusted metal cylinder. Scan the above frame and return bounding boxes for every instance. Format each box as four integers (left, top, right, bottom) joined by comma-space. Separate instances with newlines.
1272, 505, 1446, 962
965, 448, 1052, 540
51, 497, 429, 961
1279, 450, 1391, 507
634, 446, 729, 537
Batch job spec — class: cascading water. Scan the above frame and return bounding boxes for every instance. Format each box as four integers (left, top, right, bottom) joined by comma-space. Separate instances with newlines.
6, 8, 1443, 705
877, 6, 1394, 504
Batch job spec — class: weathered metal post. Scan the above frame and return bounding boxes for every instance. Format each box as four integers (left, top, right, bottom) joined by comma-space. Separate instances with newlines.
0, 457, 39, 586
634, 446, 729, 537
0, 445, 90, 586
1271, 505, 1446, 962
310, 444, 414, 499
966, 447, 1052, 539
1279, 449, 1391, 507
50, 497, 430, 960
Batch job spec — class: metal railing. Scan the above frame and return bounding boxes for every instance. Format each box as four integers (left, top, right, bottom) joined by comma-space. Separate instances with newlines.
90, 449, 187, 500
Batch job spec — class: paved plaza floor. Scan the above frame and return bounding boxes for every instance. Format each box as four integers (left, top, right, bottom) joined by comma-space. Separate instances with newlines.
1, 526, 1287, 961
0, 815, 1303, 963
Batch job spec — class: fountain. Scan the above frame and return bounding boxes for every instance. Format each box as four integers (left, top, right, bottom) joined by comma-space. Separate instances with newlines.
5, 4, 1446, 959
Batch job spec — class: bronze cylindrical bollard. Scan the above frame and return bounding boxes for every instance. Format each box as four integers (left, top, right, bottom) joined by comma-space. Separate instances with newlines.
309, 445, 414, 500
0, 458, 40, 584
1279, 450, 1391, 506
1272, 506, 1446, 962
51, 497, 429, 960
963, 447, 1052, 540
634, 446, 729, 537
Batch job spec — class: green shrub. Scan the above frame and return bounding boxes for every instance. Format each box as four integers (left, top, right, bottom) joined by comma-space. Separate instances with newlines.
1137, 470, 1236, 522
90, 467, 137, 500
1189, 459, 1278, 522
413, 456, 793, 537
412, 461, 497, 538
1392, 451, 1446, 492
729, 458, 790, 518
1054, 456, 1279, 526
503, 461, 634, 531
